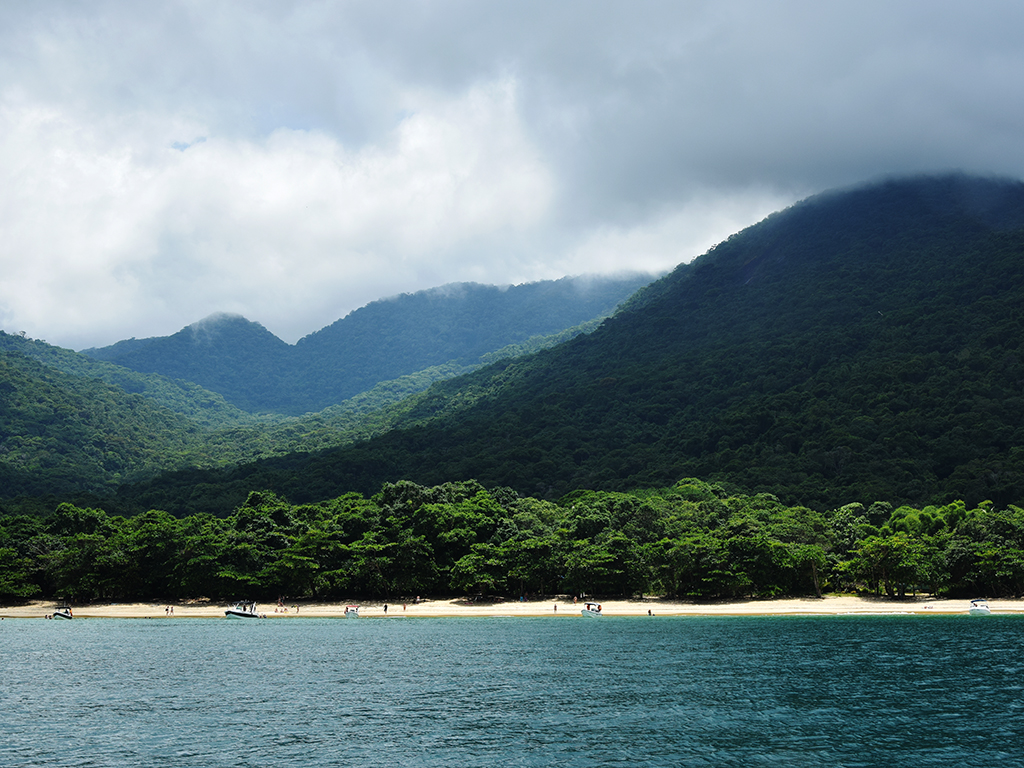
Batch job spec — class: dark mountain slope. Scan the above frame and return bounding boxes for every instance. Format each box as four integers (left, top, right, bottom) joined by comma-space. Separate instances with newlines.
112, 174, 1024, 514
82, 314, 293, 413
84, 274, 652, 415
0, 330, 257, 430
290, 275, 653, 409
0, 350, 205, 497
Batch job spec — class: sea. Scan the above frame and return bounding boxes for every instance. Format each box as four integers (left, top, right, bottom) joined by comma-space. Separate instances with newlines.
2, 614, 1022, 767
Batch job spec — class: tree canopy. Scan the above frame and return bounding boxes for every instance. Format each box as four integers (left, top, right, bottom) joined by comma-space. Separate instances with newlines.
3, 478, 1022, 604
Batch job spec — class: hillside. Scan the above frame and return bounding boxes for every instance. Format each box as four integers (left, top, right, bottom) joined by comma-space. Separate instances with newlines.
81, 314, 294, 413
111, 174, 1024, 515
0, 349, 207, 498
0, 331, 258, 430
83, 274, 653, 415
1, 277, 645, 503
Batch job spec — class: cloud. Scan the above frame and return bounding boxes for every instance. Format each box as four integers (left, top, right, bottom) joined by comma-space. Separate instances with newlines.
3, 1, 1024, 348
0, 78, 555, 346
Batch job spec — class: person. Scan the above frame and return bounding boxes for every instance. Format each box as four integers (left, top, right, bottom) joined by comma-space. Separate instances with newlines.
383, 603, 388, 614
554, 604, 557, 612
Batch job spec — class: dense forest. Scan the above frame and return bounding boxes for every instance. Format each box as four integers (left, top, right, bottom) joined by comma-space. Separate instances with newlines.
5, 174, 1024, 603
81, 274, 653, 414
92, 174, 1024, 517
0, 305, 610, 501
2, 479, 1021, 604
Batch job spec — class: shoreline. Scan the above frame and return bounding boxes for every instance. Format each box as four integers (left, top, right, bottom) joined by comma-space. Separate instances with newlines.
2, 595, 1021, 619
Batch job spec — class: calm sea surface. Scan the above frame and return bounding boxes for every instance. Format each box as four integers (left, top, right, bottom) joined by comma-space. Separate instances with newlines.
2, 614, 1022, 767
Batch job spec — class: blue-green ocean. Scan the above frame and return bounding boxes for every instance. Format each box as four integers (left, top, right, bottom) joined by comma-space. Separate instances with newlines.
2, 614, 1022, 767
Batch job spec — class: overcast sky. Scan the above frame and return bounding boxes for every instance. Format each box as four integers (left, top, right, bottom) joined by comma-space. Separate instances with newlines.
3, 1, 1024, 349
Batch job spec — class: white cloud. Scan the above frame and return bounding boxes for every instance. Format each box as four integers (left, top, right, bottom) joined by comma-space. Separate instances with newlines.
0, 78, 555, 346
3, 1, 1024, 348
560, 189, 798, 278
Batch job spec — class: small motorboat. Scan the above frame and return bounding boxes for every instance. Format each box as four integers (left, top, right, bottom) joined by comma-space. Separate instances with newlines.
52, 606, 73, 620
969, 599, 991, 616
344, 605, 359, 618
581, 602, 603, 617
225, 601, 260, 618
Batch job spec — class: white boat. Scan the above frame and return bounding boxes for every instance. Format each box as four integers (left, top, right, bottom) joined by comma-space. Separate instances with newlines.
344, 605, 359, 618
52, 606, 73, 619
969, 599, 991, 616
581, 602, 603, 617
225, 602, 260, 618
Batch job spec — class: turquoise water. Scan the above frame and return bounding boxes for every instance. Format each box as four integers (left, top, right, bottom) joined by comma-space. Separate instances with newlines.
2, 615, 1022, 767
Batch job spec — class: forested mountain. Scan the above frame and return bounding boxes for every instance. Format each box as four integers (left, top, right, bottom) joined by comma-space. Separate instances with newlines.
82, 274, 653, 415
1, 276, 646, 503
0, 349, 207, 498
81, 314, 297, 413
111, 174, 1024, 515
0, 331, 258, 430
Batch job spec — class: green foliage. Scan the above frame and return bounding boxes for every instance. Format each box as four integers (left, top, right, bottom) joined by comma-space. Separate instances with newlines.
11, 174, 1024, 590
0, 351, 210, 497
8, 475, 1023, 604
0, 330, 256, 429
133, 174, 1024, 512
1, 277, 647, 505
82, 276, 652, 415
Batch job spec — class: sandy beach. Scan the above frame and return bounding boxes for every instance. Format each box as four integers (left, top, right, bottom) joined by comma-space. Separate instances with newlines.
2, 594, 1021, 619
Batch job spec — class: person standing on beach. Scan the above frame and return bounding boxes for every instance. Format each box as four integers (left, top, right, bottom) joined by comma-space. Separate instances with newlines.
384, 604, 388, 614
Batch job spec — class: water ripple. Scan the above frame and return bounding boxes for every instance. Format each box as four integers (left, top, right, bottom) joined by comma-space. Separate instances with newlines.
2, 615, 1022, 766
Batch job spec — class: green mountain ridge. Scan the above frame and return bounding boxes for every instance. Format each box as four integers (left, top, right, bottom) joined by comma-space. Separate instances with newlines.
107, 174, 1024, 515
82, 274, 654, 415
0, 332, 260, 430
0, 350, 206, 497
1, 278, 643, 503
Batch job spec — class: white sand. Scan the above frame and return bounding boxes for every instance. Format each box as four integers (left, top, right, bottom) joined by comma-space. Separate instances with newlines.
2, 595, 1018, 619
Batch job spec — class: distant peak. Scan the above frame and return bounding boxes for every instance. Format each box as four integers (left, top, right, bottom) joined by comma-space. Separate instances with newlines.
189, 312, 249, 331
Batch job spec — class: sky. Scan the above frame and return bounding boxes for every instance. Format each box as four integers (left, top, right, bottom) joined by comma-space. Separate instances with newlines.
3, 2, 1024, 350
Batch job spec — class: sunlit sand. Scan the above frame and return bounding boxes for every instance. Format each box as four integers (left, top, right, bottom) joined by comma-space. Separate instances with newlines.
4, 595, 1022, 619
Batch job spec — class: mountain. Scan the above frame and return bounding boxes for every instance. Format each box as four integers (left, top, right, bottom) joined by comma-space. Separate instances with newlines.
111, 174, 1024, 514
81, 313, 294, 413
1, 274, 651, 503
0, 348, 207, 498
83, 274, 654, 415
0, 330, 258, 430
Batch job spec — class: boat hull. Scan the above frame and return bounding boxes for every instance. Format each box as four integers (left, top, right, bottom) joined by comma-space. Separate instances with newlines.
969, 599, 992, 615
225, 610, 260, 618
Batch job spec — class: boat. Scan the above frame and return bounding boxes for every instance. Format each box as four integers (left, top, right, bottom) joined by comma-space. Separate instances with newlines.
581, 602, 603, 617
344, 605, 359, 618
225, 601, 260, 618
52, 606, 73, 619
969, 599, 991, 616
